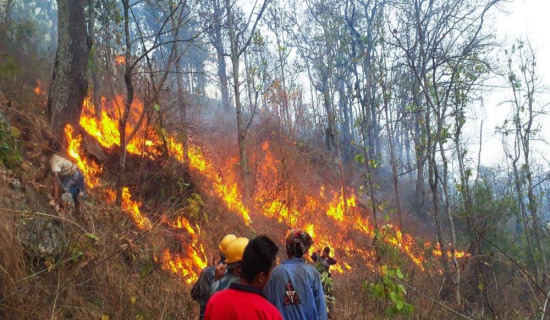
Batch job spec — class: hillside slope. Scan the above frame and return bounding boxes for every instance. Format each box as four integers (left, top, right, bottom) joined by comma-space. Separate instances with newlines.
0, 102, 485, 319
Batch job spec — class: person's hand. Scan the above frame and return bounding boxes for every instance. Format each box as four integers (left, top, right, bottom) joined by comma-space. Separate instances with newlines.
214, 262, 226, 280
49, 199, 61, 213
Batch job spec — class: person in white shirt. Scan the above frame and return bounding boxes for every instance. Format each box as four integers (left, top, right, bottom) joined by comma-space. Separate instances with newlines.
48, 139, 86, 215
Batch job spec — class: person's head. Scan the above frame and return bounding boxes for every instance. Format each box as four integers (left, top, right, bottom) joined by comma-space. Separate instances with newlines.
241, 235, 279, 290
323, 246, 331, 256
48, 138, 62, 155
218, 234, 237, 261
224, 237, 249, 271
285, 229, 313, 259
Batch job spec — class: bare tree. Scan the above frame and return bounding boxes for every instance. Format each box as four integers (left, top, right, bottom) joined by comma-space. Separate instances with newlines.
499, 39, 549, 286
223, 0, 270, 179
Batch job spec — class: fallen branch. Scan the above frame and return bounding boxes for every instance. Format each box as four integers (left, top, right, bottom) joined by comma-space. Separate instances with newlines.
0, 207, 90, 234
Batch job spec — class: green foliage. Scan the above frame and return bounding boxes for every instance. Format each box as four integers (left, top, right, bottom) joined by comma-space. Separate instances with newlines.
376, 225, 406, 265
0, 54, 19, 80
354, 153, 365, 164
367, 266, 414, 317
138, 254, 155, 280
184, 193, 207, 222
68, 242, 84, 263
0, 120, 22, 169
314, 261, 335, 312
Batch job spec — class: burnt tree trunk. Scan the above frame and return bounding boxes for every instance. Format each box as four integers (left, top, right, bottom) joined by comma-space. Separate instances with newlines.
47, 0, 89, 139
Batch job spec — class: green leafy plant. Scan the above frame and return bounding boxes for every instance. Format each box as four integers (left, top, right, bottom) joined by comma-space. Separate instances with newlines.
367, 266, 413, 317
0, 121, 22, 169
314, 261, 335, 314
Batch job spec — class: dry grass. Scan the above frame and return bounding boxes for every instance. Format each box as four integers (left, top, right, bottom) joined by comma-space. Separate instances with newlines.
0, 212, 27, 316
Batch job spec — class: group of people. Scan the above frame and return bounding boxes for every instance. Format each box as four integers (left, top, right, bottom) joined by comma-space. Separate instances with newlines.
191, 229, 338, 320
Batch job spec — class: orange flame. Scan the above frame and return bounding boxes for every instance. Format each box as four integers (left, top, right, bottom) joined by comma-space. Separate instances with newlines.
79, 96, 161, 158
64, 124, 102, 188
167, 138, 252, 225
120, 187, 153, 230
160, 216, 208, 283
115, 55, 126, 65
76, 96, 239, 282
34, 80, 43, 95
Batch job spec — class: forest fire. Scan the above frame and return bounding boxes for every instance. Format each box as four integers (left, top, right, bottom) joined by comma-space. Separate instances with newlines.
168, 138, 252, 225
161, 216, 208, 283
64, 124, 102, 188
79, 96, 161, 157
115, 55, 126, 65
68, 96, 469, 284
34, 80, 43, 95
104, 188, 152, 230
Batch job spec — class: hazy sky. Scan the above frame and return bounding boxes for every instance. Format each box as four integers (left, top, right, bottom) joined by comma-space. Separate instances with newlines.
211, 0, 550, 169
475, 0, 550, 167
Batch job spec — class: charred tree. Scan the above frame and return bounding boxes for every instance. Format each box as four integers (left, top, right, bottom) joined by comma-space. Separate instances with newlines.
47, 0, 89, 138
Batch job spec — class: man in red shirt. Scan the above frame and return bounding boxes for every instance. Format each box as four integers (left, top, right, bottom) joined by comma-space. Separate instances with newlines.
205, 235, 282, 320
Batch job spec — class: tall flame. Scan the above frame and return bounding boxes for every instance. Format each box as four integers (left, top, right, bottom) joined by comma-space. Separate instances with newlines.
79, 96, 161, 158
64, 124, 102, 188
160, 216, 208, 284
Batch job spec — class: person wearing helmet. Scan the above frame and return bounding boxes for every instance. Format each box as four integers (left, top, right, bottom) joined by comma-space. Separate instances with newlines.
265, 229, 327, 320
210, 237, 249, 295
205, 235, 282, 320
191, 234, 236, 320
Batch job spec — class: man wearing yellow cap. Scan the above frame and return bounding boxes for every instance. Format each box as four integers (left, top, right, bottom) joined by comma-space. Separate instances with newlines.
191, 234, 236, 320
210, 237, 249, 295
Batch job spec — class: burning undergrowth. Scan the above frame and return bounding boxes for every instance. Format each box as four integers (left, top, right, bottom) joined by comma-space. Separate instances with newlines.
0, 94, 473, 318
64, 94, 468, 288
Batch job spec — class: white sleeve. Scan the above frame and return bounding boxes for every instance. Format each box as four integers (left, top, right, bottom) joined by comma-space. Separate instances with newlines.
50, 157, 61, 173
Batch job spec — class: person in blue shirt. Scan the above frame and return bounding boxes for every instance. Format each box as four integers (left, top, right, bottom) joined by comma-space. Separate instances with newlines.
265, 229, 327, 320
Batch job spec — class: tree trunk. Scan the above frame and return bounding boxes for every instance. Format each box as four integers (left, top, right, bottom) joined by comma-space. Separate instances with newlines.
439, 134, 461, 304
512, 158, 539, 279
224, 0, 248, 177
115, 0, 133, 207
175, 49, 189, 164
338, 77, 351, 160
212, 0, 230, 113
382, 81, 403, 230
47, 0, 89, 139
87, 0, 101, 114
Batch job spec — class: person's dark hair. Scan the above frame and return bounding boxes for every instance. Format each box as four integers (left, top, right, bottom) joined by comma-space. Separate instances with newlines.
241, 235, 279, 283
48, 139, 62, 153
323, 247, 330, 254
